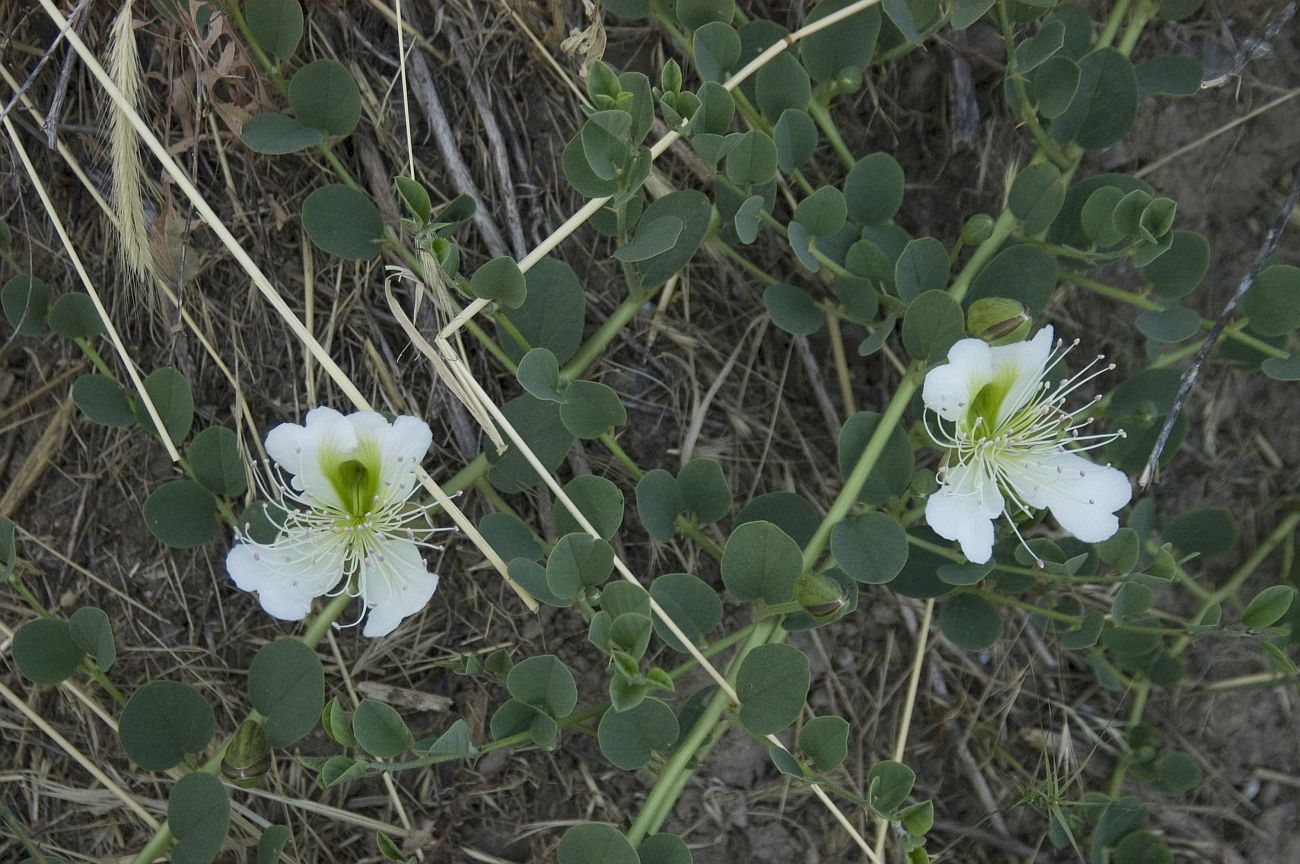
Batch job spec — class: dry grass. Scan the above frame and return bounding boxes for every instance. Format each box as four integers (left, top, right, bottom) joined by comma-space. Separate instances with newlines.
2, 2, 1300, 863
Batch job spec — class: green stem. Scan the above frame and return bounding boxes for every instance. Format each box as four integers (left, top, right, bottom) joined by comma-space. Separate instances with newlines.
809, 100, 855, 170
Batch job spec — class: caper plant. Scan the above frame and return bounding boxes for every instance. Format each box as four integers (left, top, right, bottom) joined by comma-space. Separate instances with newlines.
5, 1, 1300, 864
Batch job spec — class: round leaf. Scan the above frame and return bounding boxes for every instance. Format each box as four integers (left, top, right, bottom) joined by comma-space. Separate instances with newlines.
650, 572, 723, 652
632, 190, 712, 289
168, 773, 230, 864
69, 606, 116, 673
1243, 264, 1300, 336
725, 131, 778, 187
137, 366, 195, 443
248, 638, 325, 748
119, 680, 216, 771
487, 395, 575, 493
1143, 230, 1209, 299
692, 21, 741, 83
794, 186, 847, 238
559, 379, 627, 439
636, 469, 683, 541
498, 258, 586, 364
676, 458, 732, 524
1050, 48, 1138, 150
1009, 162, 1065, 235
801, 0, 881, 80
354, 699, 415, 758
470, 256, 527, 308
735, 491, 821, 548
257, 826, 292, 864
830, 512, 909, 584
13, 618, 84, 685
799, 715, 850, 772
546, 533, 615, 599
844, 152, 905, 225
736, 643, 810, 734
73, 374, 135, 427
246, 0, 303, 60
939, 593, 1003, 650
555, 474, 625, 540
1164, 507, 1238, 559
902, 289, 965, 363
506, 655, 578, 717
187, 426, 248, 497
895, 238, 950, 303
966, 244, 1058, 314
597, 697, 679, 769
774, 109, 817, 173
288, 59, 361, 136
47, 292, 106, 339
637, 833, 693, 864
836, 411, 915, 505
2, 274, 49, 336
1241, 585, 1295, 629
144, 480, 218, 549
241, 112, 323, 155
721, 520, 802, 604
302, 184, 384, 260
763, 282, 823, 336
557, 823, 638, 864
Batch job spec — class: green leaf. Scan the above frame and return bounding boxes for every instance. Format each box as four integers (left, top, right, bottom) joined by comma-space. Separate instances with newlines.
636, 469, 683, 541
937, 561, 993, 586
763, 282, 823, 336
939, 593, 1003, 650
498, 258, 586, 364
288, 59, 361, 136
1112, 582, 1154, 623
1141, 230, 1207, 299
1135, 55, 1203, 97
559, 379, 627, 439
1262, 353, 1300, 381
507, 655, 578, 717
952, 0, 996, 29
119, 680, 216, 771
725, 131, 779, 187
1244, 265, 1300, 336
836, 411, 915, 505
614, 216, 684, 264
735, 491, 821, 548
1135, 306, 1200, 343
1059, 609, 1105, 650
136, 366, 194, 443
801, 0, 881, 80
637, 833, 694, 864
676, 458, 732, 524
895, 240, 949, 305
1115, 832, 1172, 864
650, 572, 723, 652
844, 152, 905, 225
795, 187, 848, 239
245, 0, 303, 60
318, 754, 369, 787
966, 244, 1058, 314
1090, 796, 1147, 851
507, 558, 568, 607
417, 718, 476, 758
1098, 528, 1141, 573
302, 184, 384, 260
376, 832, 407, 862
69, 607, 116, 673
187, 426, 248, 497
1015, 20, 1064, 72
555, 474, 625, 540
1241, 585, 1295, 629
257, 825, 292, 864
517, 347, 563, 402
1164, 507, 1238, 559
144, 480, 218, 549
1031, 55, 1081, 118
470, 256, 527, 308
692, 21, 741, 83
1152, 751, 1202, 795
2, 274, 49, 336
546, 533, 615, 599
799, 715, 850, 772
12, 618, 84, 685
394, 176, 432, 222
487, 396, 574, 493
72, 374, 135, 427
248, 639, 325, 748
689, 82, 735, 136
598, 698, 679, 769
720, 520, 802, 604
736, 643, 810, 734
1051, 48, 1139, 150
47, 292, 106, 339
241, 112, 323, 154
168, 773, 230, 864
903, 290, 965, 364
321, 697, 357, 746
769, 744, 807, 778
882, 0, 922, 46
354, 699, 415, 758
676, 0, 734, 29
774, 109, 818, 173
867, 760, 915, 813
1009, 162, 1065, 235
755, 51, 811, 119
830, 512, 909, 584
734, 194, 765, 244
556, 823, 639, 864
581, 111, 633, 181
632, 191, 713, 289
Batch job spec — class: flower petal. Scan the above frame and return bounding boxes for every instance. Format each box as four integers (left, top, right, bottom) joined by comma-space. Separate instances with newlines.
991, 325, 1053, 427
923, 338, 994, 422
358, 538, 439, 638
348, 412, 432, 507
287, 408, 358, 511
227, 528, 346, 621
1001, 449, 1131, 543
926, 462, 1004, 564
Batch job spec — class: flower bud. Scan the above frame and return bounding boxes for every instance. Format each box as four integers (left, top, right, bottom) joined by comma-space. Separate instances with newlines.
966, 298, 1031, 346
795, 571, 848, 620
222, 719, 271, 789
960, 213, 995, 245
835, 66, 863, 95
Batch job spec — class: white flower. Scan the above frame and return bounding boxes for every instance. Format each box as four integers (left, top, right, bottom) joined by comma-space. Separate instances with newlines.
226, 408, 442, 637
922, 326, 1131, 565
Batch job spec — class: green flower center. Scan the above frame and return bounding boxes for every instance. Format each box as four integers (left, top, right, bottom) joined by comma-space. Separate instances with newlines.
328, 457, 379, 520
